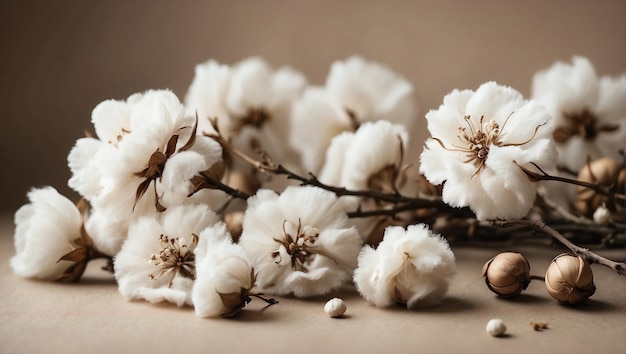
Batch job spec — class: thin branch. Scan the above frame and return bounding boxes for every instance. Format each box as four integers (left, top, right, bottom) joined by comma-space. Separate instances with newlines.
518, 162, 625, 202
189, 171, 251, 200
492, 219, 625, 276
207, 127, 430, 205
347, 199, 458, 218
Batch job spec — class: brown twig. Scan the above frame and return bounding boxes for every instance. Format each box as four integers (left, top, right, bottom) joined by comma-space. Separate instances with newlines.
518, 162, 625, 202
207, 126, 429, 205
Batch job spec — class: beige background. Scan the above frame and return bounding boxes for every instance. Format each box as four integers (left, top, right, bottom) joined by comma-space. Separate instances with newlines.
1, 0, 625, 213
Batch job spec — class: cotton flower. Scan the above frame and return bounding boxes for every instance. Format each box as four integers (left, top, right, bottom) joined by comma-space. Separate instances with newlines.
114, 204, 218, 306
419, 81, 556, 220
319, 120, 410, 241
320, 120, 409, 192
192, 223, 267, 318
238, 186, 363, 297
184, 57, 307, 167
291, 55, 416, 174
531, 56, 626, 171
353, 224, 456, 308
83, 207, 129, 256
67, 89, 224, 221
10, 186, 83, 280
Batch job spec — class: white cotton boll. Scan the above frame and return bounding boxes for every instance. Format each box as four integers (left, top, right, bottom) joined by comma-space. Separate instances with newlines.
324, 298, 346, 317
486, 319, 507, 337
10, 187, 82, 280
340, 120, 408, 191
193, 223, 254, 318
84, 208, 129, 256
269, 67, 308, 110
532, 56, 626, 171
291, 56, 415, 176
75, 89, 219, 221
114, 204, 218, 306
290, 87, 350, 174
531, 57, 599, 122
184, 59, 232, 135
420, 82, 556, 221
318, 132, 355, 186
354, 224, 456, 308
67, 137, 105, 200
91, 98, 133, 144
326, 55, 416, 130
239, 186, 363, 297
226, 57, 273, 116
160, 151, 207, 198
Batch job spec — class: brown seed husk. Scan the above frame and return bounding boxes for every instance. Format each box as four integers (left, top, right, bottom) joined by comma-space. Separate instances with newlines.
575, 158, 625, 217
483, 252, 531, 297
545, 253, 596, 304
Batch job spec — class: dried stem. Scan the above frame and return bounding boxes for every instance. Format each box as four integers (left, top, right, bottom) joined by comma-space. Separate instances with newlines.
492, 219, 625, 276
518, 162, 625, 202
195, 171, 251, 200
207, 127, 438, 206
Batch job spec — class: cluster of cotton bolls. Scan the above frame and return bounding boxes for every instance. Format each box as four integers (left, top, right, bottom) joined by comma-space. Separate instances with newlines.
10, 55, 626, 318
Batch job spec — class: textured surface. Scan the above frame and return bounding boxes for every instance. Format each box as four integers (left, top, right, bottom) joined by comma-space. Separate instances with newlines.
1, 214, 625, 354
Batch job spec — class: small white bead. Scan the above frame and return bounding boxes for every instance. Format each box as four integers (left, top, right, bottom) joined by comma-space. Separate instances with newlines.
324, 298, 346, 318
593, 205, 610, 225
486, 318, 506, 337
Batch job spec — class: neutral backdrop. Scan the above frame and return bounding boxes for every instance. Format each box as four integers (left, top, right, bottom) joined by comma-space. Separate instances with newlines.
1, 0, 625, 213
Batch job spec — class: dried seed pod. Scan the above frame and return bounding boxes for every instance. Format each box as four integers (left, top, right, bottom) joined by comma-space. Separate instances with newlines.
482, 252, 531, 297
575, 158, 625, 217
545, 253, 596, 304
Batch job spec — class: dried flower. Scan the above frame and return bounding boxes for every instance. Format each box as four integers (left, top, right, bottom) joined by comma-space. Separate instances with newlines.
184, 57, 307, 167
238, 186, 363, 297
353, 224, 456, 308
486, 318, 507, 337
482, 252, 531, 297
318, 120, 410, 242
545, 253, 596, 304
192, 223, 276, 318
10, 187, 83, 280
324, 298, 346, 318
320, 120, 409, 193
114, 204, 218, 306
67, 90, 224, 221
575, 157, 625, 217
420, 81, 556, 220
531, 56, 626, 171
290, 55, 416, 175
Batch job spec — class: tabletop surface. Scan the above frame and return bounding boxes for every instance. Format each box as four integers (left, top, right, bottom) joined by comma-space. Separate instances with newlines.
1, 214, 625, 354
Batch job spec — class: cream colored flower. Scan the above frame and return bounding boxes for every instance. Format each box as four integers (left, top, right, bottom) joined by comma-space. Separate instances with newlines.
114, 204, 218, 306
193, 223, 271, 318
68, 90, 223, 222
532, 56, 626, 171
238, 186, 363, 297
185, 57, 307, 167
354, 224, 456, 308
419, 81, 556, 220
291, 56, 416, 174
10, 187, 82, 280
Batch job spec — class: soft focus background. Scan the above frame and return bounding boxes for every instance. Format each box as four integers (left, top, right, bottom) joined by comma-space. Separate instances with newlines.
1, 0, 624, 214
